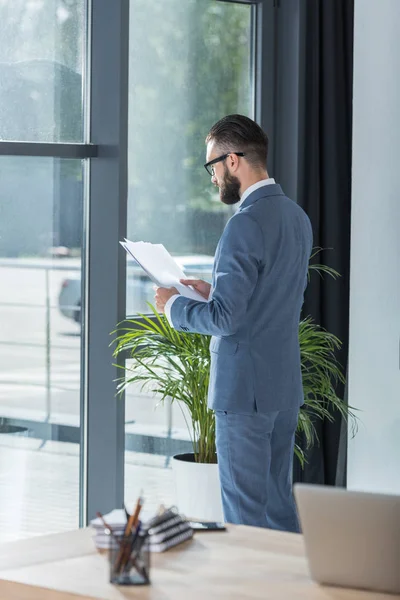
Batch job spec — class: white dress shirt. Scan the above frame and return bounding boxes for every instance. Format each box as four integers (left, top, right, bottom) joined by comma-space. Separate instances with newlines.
164, 177, 276, 326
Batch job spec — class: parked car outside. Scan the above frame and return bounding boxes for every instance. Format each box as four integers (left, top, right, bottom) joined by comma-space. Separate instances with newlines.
58, 255, 214, 323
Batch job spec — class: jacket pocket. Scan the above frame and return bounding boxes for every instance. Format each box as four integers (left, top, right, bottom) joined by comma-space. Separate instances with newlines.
209, 337, 238, 355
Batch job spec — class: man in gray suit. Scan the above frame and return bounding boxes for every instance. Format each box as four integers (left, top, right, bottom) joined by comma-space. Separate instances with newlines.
155, 115, 313, 533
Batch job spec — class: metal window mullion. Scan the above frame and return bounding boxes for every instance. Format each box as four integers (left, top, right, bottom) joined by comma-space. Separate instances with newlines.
81, 0, 129, 526
215, 0, 259, 5
254, 0, 276, 176
0, 142, 98, 158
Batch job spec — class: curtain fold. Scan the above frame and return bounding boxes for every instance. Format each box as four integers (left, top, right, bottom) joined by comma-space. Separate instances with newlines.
294, 0, 354, 486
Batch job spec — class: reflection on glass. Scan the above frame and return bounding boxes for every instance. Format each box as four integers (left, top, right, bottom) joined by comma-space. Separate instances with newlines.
0, 1, 85, 142
0, 157, 83, 541
125, 0, 254, 510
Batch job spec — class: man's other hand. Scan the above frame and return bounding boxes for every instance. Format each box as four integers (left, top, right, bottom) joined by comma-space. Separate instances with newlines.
155, 287, 179, 313
180, 279, 211, 300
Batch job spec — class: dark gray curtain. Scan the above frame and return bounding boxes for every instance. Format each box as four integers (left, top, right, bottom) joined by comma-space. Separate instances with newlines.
293, 0, 354, 486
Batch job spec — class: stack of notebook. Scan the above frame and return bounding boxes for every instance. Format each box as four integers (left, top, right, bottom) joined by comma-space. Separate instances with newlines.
90, 506, 193, 553
144, 507, 193, 552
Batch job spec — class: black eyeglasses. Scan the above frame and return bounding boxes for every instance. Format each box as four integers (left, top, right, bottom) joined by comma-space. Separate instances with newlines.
204, 152, 245, 176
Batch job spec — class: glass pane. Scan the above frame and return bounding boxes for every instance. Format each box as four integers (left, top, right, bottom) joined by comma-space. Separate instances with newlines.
0, 157, 83, 541
125, 0, 254, 509
0, 1, 85, 142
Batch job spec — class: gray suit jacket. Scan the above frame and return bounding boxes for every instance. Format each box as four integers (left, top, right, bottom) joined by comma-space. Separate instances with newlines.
170, 183, 313, 414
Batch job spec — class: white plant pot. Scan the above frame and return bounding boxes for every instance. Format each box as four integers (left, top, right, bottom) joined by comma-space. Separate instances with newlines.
172, 453, 224, 522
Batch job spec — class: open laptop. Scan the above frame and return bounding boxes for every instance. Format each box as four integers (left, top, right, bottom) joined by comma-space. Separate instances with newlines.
294, 483, 400, 595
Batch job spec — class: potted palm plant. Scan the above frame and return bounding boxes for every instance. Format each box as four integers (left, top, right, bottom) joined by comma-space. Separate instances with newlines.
111, 255, 357, 520
112, 308, 222, 519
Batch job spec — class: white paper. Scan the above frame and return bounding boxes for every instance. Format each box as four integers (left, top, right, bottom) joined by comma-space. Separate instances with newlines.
120, 239, 208, 303
90, 508, 126, 529
90, 507, 154, 530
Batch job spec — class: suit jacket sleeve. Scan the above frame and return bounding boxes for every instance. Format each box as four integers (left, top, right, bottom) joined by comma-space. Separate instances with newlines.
170, 212, 263, 336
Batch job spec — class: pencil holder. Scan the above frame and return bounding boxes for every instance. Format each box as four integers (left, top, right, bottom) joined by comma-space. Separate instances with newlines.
109, 531, 150, 585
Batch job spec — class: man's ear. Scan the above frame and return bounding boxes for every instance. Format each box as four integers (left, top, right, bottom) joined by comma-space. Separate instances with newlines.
228, 153, 240, 173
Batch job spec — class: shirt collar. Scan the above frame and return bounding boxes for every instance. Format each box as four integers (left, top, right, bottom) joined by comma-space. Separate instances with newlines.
238, 178, 276, 208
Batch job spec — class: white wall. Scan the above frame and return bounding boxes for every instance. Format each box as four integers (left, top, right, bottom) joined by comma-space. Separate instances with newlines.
348, 0, 400, 494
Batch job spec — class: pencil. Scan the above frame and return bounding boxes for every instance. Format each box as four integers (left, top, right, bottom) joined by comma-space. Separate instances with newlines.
124, 496, 144, 536
96, 512, 113, 535
115, 496, 144, 572
124, 503, 130, 523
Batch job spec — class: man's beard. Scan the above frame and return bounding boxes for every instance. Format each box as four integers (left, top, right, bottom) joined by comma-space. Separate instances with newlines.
219, 165, 241, 205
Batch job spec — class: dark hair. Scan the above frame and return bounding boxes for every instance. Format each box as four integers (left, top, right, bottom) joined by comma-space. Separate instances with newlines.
206, 114, 268, 170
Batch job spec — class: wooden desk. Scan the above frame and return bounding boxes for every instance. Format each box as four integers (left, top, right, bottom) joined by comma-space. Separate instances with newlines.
0, 527, 396, 599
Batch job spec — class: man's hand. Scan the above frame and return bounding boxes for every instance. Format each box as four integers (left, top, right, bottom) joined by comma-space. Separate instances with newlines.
155, 287, 179, 313
180, 279, 211, 300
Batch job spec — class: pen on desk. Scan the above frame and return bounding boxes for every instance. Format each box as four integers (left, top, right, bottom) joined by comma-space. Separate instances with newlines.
122, 521, 142, 574
115, 495, 144, 572
124, 503, 131, 523
129, 521, 142, 552
131, 527, 146, 561
131, 528, 149, 581
96, 512, 113, 535
120, 503, 142, 571
96, 512, 122, 548
124, 495, 144, 536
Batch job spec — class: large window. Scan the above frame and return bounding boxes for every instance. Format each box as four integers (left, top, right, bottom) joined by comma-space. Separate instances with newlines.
0, 0, 86, 542
0, 0, 85, 142
125, 0, 255, 508
0, 157, 84, 541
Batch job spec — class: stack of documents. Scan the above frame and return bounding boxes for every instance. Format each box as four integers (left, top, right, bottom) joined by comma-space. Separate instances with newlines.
120, 239, 208, 302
